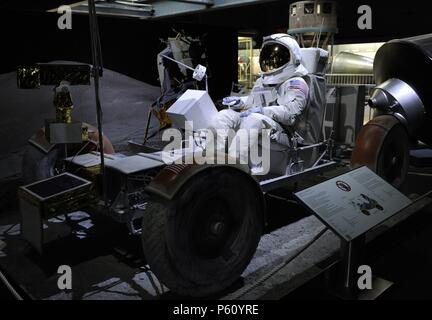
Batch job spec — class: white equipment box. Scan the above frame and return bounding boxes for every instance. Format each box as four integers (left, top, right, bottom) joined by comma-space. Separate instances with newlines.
167, 90, 218, 130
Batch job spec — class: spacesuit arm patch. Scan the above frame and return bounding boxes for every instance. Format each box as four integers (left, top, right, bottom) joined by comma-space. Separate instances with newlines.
287, 78, 309, 96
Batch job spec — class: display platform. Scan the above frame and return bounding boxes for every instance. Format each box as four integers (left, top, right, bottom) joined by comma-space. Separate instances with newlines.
0, 166, 431, 300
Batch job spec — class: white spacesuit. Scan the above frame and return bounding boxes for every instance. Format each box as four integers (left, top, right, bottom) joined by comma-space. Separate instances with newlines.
209, 33, 311, 170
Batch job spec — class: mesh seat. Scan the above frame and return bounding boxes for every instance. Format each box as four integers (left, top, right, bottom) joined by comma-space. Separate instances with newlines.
263, 48, 329, 174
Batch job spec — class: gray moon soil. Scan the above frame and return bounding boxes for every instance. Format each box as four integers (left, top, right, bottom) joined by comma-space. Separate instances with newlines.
0, 61, 161, 196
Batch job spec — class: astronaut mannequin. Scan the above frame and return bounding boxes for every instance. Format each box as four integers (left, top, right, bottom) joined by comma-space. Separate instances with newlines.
208, 33, 310, 174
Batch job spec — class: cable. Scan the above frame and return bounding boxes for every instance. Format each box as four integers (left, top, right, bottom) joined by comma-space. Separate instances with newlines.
0, 268, 24, 300
160, 54, 195, 72
230, 226, 329, 299
408, 172, 432, 178
266, 193, 299, 205
411, 190, 432, 203
69, 141, 91, 164
1, 224, 18, 236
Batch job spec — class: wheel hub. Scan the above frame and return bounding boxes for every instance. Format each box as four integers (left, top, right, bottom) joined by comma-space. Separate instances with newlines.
382, 142, 404, 183
188, 197, 241, 259
210, 221, 225, 236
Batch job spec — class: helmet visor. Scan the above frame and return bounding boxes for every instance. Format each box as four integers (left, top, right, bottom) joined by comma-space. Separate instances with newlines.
259, 42, 291, 73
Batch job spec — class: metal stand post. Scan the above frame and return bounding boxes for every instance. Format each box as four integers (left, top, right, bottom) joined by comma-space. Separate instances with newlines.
338, 235, 366, 299
328, 234, 393, 300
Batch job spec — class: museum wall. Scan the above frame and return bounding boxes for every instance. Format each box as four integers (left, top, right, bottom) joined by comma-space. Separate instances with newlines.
0, 9, 238, 100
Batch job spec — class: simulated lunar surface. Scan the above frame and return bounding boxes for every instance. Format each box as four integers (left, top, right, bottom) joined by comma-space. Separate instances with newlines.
0, 62, 161, 205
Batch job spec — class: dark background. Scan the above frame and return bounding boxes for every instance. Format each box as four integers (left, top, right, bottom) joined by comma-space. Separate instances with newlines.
0, 0, 430, 99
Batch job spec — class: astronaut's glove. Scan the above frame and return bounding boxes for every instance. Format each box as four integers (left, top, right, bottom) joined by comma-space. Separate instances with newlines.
240, 106, 263, 118
222, 96, 244, 110
270, 129, 281, 141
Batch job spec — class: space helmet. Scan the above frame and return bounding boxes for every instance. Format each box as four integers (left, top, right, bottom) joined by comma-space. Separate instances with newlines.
259, 33, 308, 85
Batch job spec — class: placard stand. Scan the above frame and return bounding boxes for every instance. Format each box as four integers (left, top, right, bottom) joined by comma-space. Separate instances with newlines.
337, 235, 366, 299
327, 234, 394, 300
295, 167, 409, 300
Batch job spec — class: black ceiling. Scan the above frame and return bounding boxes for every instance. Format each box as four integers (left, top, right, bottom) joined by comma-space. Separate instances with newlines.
0, 0, 429, 95
1, 0, 430, 44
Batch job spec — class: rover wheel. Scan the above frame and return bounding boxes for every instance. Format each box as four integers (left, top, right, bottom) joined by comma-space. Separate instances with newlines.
141, 166, 264, 297
351, 115, 409, 188
22, 146, 59, 184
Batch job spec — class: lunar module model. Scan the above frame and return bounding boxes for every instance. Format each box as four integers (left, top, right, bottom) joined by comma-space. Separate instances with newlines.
140, 32, 208, 145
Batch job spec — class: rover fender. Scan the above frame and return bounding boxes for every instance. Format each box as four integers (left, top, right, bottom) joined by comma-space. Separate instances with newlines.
351, 114, 410, 188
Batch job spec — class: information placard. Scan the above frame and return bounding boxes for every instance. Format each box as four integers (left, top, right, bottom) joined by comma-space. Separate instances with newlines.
294, 166, 412, 241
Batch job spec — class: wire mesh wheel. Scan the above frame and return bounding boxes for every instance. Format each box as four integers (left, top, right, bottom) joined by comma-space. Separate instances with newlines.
141, 165, 264, 297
